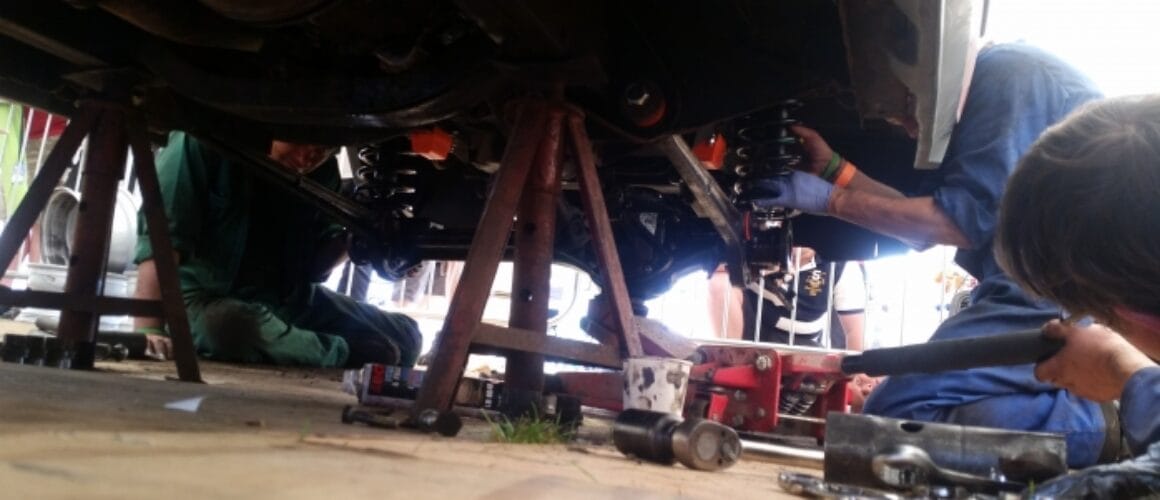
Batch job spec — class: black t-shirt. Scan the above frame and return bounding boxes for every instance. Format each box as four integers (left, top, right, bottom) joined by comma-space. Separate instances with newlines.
741, 262, 843, 345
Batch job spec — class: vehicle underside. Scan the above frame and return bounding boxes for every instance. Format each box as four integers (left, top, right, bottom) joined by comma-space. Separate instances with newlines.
0, 0, 944, 302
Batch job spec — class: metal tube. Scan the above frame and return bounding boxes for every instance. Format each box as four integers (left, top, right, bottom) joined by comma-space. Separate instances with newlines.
753, 274, 765, 343
720, 269, 730, 338
17, 108, 34, 172
34, 114, 52, 171
777, 413, 827, 424
788, 247, 801, 345
74, 136, 88, 190
823, 261, 837, 348
658, 135, 747, 285
741, 440, 824, 468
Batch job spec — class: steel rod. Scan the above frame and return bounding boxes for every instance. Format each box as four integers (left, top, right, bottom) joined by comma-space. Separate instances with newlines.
741, 440, 825, 467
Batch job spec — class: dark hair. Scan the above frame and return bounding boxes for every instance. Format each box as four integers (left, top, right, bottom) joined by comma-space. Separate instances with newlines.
995, 94, 1160, 323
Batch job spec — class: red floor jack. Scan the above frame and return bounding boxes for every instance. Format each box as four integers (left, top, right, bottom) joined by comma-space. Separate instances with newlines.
550, 340, 851, 442
688, 341, 850, 442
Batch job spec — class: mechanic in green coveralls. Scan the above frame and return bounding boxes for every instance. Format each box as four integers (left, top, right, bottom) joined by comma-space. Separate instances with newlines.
132, 132, 421, 368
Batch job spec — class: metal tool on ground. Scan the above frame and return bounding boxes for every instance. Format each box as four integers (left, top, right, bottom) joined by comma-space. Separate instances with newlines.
340, 405, 462, 436
740, 439, 824, 469
840, 329, 1062, 376
872, 444, 1024, 496
612, 408, 741, 472
409, 408, 463, 437
824, 413, 1067, 495
778, 471, 915, 500
341, 405, 402, 429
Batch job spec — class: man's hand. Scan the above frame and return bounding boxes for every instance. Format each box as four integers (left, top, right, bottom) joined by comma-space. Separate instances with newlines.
789, 125, 837, 176
750, 171, 835, 214
144, 334, 174, 361
1035, 320, 1156, 402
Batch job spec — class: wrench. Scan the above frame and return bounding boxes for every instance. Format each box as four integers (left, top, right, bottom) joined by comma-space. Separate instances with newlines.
872, 444, 1024, 495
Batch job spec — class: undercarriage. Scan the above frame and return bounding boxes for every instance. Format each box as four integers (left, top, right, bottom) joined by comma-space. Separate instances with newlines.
0, 0, 941, 301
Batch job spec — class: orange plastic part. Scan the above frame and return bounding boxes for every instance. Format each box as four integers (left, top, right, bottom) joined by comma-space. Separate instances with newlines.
409, 127, 454, 161
692, 133, 727, 170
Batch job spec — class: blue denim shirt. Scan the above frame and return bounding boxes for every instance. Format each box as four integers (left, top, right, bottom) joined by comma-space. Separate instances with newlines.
1122, 366, 1160, 456
863, 44, 1108, 468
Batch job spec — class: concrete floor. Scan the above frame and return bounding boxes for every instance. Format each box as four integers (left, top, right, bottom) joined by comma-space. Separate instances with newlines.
0, 357, 812, 499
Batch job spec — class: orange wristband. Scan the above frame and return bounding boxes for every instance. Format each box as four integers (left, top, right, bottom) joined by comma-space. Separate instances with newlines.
833, 160, 858, 188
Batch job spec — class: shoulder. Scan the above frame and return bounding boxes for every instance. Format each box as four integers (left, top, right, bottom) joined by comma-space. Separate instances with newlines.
975, 43, 1100, 97
159, 131, 229, 172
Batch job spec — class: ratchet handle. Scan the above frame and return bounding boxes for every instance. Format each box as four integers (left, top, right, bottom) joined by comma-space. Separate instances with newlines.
841, 329, 1064, 376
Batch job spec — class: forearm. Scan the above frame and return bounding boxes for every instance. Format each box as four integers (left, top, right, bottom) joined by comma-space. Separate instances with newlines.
828, 188, 971, 249
133, 259, 165, 330
844, 170, 907, 200
838, 312, 865, 351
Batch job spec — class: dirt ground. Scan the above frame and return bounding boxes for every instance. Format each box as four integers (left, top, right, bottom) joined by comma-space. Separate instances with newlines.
0, 352, 816, 499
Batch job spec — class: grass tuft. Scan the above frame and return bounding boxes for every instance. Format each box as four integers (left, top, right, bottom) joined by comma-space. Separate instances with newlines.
484, 410, 574, 444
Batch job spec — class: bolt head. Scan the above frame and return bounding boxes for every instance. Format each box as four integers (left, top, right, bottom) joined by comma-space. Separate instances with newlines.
624, 83, 651, 106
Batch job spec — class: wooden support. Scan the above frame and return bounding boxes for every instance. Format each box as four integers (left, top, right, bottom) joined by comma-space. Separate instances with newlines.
567, 114, 643, 357
127, 115, 201, 382
471, 323, 620, 369
57, 104, 129, 368
0, 100, 201, 381
505, 108, 565, 393
412, 100, 646, 421
412, 101, 548, 414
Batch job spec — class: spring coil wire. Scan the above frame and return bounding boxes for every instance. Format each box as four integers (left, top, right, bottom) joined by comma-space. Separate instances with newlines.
356, 140, 419, 218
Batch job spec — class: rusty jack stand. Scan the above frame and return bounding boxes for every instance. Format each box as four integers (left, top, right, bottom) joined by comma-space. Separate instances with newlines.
411, 100, 643, 428
0, 98, 201, 382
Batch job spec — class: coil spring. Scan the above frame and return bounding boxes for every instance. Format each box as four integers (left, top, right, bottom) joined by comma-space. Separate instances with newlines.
731, 99, 802, 202
777, 378, 825, 416
778, 392, 818, 416
356, 140, 421, 217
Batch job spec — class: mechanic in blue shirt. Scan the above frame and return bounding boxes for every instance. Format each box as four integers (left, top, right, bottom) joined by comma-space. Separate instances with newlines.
996, 95, 1160, 496
995, 94, 1160, 462
758, 42, 1113, 467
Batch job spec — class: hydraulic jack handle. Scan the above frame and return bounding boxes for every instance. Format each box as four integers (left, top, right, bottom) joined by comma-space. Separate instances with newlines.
841, 329, 1063, 377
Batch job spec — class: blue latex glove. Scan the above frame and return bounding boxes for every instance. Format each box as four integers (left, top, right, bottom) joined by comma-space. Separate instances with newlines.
749, 171, 835, 214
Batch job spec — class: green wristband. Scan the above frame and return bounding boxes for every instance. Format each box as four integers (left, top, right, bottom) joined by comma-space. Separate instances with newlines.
135, 326, 168, 337
820, 152, 842, 181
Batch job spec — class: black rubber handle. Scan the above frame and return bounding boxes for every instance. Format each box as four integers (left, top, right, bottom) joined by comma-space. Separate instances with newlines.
841, 329, 1064, 376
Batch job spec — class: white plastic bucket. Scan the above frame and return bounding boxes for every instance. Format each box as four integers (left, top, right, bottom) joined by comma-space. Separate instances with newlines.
622, 357, 693, 416
40, 187, 139, 274
26, 263, 129, 297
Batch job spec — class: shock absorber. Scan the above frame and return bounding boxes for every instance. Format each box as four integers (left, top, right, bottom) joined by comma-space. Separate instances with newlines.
356, 137, 423, 218
731, 99, 802, 184
728, 99, 802, 273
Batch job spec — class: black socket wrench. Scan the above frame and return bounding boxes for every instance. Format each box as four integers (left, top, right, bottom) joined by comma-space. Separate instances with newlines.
612, 409, 741, 471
